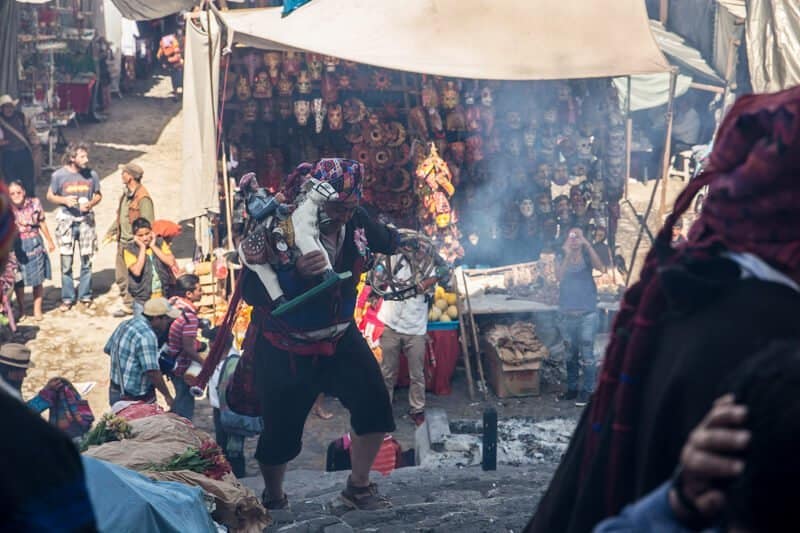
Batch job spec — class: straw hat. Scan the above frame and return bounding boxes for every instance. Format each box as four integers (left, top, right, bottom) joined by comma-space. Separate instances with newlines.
0, 95, 19, 107
0, 343, 33, 368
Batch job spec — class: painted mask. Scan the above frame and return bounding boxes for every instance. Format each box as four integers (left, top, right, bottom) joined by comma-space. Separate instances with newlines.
338, 72, 352, 90
323, 55, 340, 72
543, 108, 557, 125
252, 71, 272, 98
507, 135, 522, 157
236, 76, 252, 101
327, 104, 343, 130
421, 80, 439, 109
539, 136, 555, 158
557, 82, 572, 101
608, 111, 624, 128
506, 111, 522, 130
448, 141, 465, 164
293, 99, 311, 125
590, 180, 605, 206
283, 51, 301, 76
307, 53, 324, 80
445, 109, 466, 132
277, 74, 294, 96
519, 199, 535, 218
480, 86, 493, 107
536, 193, 552, 214
265, 51, 282, 82
463, 89, 476, 106
277, 97, 292, 119
523, 128, 537, 147
555, 197, 570, 219
577, 136, 593, 159
260, 99, 275, 122
313, 98, 326, 133
569, 185, 583, 203
465, 136, 484, 163
553, 163, 569, 186
242, 100, 258, 122
372, 69, 392, 90
296, 70, 312, 94
572, 162, 588, 180
441, 81, 460, 110
436, 212, 451, 228
465, 106, 481, 132
321, 73, 338, 103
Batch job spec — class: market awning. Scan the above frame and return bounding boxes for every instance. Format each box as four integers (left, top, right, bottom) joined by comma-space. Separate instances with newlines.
718, 0, 746, 21
649, 20, 725, 87
106, 0, 196, 21
214, 0, 671, 80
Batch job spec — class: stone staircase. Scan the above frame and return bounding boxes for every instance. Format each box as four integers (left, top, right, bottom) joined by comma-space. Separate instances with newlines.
242, 464, 555, 532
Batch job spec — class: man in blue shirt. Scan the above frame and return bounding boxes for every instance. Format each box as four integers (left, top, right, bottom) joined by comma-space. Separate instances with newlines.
104, 297, 178, 408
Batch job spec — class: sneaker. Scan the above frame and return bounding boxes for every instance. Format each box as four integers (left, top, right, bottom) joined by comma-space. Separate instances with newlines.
261, 489, 289, 510
559, 390, 578, 401
575, 391, 592, 407
410, 412, 425, 427
340, 477, 391, 510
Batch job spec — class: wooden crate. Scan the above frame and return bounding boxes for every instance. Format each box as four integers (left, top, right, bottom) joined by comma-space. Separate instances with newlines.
480, 340, 542, 398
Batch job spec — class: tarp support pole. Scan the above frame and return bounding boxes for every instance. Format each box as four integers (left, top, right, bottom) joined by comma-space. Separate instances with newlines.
688, 82, 725, 94
659, 69, 679, 219
659, 0, 669, 25
624, 75, 632, 200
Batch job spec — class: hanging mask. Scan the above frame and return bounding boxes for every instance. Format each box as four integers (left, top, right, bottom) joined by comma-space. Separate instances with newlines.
277, 97, 293, 119
236, 76, 252, 101
448, 141, 465, 164
507, 135, 522, 157
537, 193, 552, 214
463, 89, 476, 106
553, 163, 569, 186
338, 72, 352, 90
577, 136, 593, 159
294, 100, 311, 125
323, 55, 340, 72
557, 82, 572, 101
265, 51, 282, 82
421, 80, 439, 109
445, 109, 467, 132
441, 81, 460, 110
590, 179, 606, 206
465, 136, 484, 163
313, 98, 326, 133
242, 100, 258, 122
465, 106, 481, 132
277, 74, 294, 96
480, 86, 493, 107
523, 128, 537, 147
572, 162, 588, 180
283, 51, 301, 76
296, 70, 312, 94
506, 111, 522, 130
543, 108, 557, 125
371, 69, 392, 90
327, 104, 344, 130
252, 71, 272, 99
519, 198, 535, 218
307, 53, 324, 80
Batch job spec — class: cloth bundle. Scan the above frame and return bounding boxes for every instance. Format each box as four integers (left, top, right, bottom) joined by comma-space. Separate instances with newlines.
484, 321, 549, 365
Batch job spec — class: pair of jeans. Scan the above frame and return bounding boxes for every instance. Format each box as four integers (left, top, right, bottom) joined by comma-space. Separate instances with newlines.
557, 311, 599, 393
172, 376, 195, 420
61, 225, 93, 304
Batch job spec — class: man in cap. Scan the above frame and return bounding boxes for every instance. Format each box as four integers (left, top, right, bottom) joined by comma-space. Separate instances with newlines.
107, 162, 154, 317
0, 95, 41, 197
237, 159, 401, 510
104, 296, 178, 408
0, 343, 32, 395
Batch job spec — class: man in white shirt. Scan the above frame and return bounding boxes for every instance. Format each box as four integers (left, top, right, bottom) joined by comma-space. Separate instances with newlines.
376, 257, 443, 426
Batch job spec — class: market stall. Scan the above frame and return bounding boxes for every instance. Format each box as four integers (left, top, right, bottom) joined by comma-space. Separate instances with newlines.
182, 0, 670, 399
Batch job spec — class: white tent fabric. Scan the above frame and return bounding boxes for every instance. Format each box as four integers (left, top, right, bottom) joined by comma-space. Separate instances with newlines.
215, 0, 671, 81
182, 14, 221, 221
613, 73, 692, 113
648, 20, 725, 86
746, 0, 800, 93
106, 0, 195, 21
714, 0, 745, 82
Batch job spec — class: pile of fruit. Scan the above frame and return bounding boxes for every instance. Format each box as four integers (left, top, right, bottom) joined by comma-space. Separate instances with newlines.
429, 286, 459, 322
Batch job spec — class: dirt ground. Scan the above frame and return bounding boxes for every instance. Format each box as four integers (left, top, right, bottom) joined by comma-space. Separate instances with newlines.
15, 73, 689, 474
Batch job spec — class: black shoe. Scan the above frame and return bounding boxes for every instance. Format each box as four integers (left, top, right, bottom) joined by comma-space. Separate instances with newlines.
261, 489, 289, 510
559, 390, 578, 401
575, 391, 592, 407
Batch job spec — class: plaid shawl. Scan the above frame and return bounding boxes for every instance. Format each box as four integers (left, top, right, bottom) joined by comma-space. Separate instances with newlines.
585, 86, 800, 515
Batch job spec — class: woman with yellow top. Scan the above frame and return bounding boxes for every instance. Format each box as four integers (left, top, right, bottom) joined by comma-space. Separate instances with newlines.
124, 218, 176, 316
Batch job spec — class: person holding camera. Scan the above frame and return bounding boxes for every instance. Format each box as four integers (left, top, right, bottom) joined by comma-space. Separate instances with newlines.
556, 227, 606, 407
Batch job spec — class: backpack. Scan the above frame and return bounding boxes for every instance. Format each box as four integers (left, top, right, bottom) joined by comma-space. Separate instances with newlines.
218, 352, 263, 437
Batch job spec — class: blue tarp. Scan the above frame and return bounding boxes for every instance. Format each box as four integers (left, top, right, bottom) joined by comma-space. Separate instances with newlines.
82, 457, 216, 533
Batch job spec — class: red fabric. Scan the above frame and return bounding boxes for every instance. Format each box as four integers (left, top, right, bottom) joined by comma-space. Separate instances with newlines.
116, 402, 164, 421
152, 220, 182, 238
583, 86, 800, 517
56, 80, 96, 114
396, 329, 459, 396
370, 438, 401, 476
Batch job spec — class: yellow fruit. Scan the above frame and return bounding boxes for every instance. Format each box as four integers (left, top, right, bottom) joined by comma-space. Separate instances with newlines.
439, 314, 452, 322
435, 299, 449, 311
435, 286, 445, 299
445, 293, 457, 305
447, 305, 459, 319
429, 307, 442, 321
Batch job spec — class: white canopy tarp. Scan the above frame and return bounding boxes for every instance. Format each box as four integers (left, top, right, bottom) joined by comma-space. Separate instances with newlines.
182, 14, 221, 221
214, 0, 671, 81
106, 0, 196, 21
613, 73, 693, 113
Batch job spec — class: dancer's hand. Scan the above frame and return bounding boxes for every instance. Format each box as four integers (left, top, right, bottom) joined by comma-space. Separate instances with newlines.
296, 251, 329, 277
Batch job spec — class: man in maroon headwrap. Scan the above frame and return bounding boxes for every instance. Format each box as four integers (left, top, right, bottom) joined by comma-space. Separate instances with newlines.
526, 87, 800, 532
239, 159, 401, 511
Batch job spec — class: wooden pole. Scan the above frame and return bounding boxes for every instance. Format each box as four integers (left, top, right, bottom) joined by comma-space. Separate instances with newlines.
659, 0, 668, 25
462, 270, 488, 399
658, 69, 679, 220
625, 75, 632, 199
456, 289, 476, 401
220, 144, 236, 295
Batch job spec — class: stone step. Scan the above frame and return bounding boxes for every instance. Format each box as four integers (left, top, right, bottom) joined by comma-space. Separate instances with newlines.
242, 464, 555, 532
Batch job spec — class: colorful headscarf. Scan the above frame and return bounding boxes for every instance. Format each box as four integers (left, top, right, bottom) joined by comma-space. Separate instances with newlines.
583, 85, 800, 516
311, 158, 363, 201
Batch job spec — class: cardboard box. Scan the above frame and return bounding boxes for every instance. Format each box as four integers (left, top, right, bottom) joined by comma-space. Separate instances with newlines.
481, 340, 542, 398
